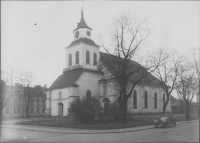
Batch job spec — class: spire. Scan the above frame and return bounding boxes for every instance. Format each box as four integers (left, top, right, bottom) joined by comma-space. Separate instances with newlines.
73, 10, 92, 32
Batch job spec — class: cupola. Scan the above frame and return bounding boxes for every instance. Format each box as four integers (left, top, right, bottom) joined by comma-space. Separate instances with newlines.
73, 11, 92, 40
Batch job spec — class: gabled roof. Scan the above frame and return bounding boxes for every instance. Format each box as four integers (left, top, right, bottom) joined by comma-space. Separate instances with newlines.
49, 70, 83, 90
73, 11, 92, 32
67, 38, 100, 48
100, 52, 162, 87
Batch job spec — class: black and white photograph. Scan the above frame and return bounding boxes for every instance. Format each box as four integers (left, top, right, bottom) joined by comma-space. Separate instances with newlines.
1, 1, 199, 142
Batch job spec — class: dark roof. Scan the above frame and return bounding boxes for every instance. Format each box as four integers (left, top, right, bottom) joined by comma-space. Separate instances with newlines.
73, 11, 92, 32
67, 38, 100, 48
50, 69, 103, 90
29, 86, 46, 97
49, 70, 83, 90
100, 52, 162, 87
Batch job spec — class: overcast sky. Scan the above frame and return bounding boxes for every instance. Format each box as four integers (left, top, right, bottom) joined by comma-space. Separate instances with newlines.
2, 1, 200, 91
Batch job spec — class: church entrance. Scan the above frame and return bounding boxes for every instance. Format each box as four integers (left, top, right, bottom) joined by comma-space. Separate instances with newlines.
58, 102, 63, 116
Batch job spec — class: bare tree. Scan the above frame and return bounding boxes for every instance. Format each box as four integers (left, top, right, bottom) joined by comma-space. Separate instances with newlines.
17, 72, 37, 118
191, 48, 200, 102
150, 48, 184, 114
175, 63, 198, 119
99, 12, 163, 122
0, 70, 21, 122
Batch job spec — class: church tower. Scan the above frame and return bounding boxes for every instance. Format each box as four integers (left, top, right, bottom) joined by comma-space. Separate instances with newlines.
64, 10, 100, 73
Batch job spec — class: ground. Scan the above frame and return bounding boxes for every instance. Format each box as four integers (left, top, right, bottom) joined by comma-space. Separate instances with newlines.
13, 114, 199, 129
1, 118, 199, 142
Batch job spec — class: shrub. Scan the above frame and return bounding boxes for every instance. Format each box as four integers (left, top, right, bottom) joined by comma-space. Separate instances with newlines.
126, 110, 132, 121
70, 96, 100, 123
98, 109, 104, 122
108, 101, 121, 121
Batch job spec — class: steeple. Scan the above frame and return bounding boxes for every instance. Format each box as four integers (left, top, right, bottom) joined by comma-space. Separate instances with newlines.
73, 10, 92, 32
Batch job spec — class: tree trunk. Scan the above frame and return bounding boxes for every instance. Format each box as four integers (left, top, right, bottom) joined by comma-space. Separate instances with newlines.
162, 97, 169, 115
119, 98, 128, 123
185, 100, 190, 120
0, 106, 2, 124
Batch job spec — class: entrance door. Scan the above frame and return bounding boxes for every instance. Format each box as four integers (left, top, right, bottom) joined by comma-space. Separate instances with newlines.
58, 102, 63, 116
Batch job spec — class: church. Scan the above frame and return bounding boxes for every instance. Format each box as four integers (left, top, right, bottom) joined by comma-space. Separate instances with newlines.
45, 11, 171, 117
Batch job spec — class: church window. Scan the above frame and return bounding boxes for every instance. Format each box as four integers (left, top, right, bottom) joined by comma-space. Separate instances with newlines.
93, 52, 97, 65
69, 54, 72, 66
6, 108, 9, 114
86, 90, 91, 110
133, 90, 137, 109
59, 91, 62, 99
37, 108, 40, 113
86, 51, 90, 64
76, 51, 79, 64
163, 93, 165, 107
31, 108, 34, 114
154, 92, 157, 109
14, 108, 18, 114
144, 91, 148, 108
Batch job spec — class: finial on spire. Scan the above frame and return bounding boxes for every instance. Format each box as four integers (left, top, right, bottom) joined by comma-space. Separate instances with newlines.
81, 4, 84, 16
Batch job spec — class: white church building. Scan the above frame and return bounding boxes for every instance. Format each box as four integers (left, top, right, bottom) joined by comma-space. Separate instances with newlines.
46, 11, 171, 117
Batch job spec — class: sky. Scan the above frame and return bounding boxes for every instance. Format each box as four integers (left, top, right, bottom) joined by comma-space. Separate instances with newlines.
2, 1, 200, 93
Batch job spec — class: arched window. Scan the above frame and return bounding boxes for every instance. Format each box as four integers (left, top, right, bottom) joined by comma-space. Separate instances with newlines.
86, 51, 90, 64
69, 54, 72, 66
93, 52, 97, 65
133, 90, 137, 109
144, 91, 148, 108
154, 92, 157, 109
76, 51, 79, 64
163, 93, 165, 107
86, 90, 91, 110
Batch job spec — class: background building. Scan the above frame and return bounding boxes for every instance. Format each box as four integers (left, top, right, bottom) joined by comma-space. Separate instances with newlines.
1, 80, 47, 118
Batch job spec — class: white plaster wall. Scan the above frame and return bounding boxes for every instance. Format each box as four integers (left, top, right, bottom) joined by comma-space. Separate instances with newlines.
51, 88, 70, 100
51, 99, 69, 116
76, 72, 102, 99
50, 88, 70, 116
107, 83, 171, 114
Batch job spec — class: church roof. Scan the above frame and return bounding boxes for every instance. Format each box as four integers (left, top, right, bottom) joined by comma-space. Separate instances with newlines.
49, 52, 163, 90
73, 11, 92, 32
100, 52, 162, 87
49, 70, 83, 90
67, 38, 100, 48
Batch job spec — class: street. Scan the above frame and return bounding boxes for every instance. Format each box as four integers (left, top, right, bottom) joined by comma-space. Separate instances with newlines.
1, 121, 199, 142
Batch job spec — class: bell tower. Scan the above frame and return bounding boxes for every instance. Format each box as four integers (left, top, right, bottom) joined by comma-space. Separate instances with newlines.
64, 10, 100, 73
